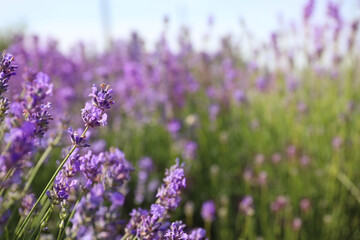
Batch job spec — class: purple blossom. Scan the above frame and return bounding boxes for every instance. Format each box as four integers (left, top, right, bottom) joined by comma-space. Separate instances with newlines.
303, 0, 315, 22
136, 204, 166, 239
271, 196, 288, 213
89, 83, 114, 110
300, 198, 311, 213
292, 218, 302, 231
0, 51, 17, 96
239, 196, 254, 216
28, 102, 53, 138
189, 228, 208, 240
68, 127, 90, 148
19, 194, 36, 218
167, 120, 182, 134
183, 141, 197, 160
81, 102, 108, 128
25, 72, 53, 107
125, 208, 149, 235
80, 151, 103, 189
164, 221, 188, 240
201, 200, 216, 222
156, 159, 186, 211
47, 171, 77, 204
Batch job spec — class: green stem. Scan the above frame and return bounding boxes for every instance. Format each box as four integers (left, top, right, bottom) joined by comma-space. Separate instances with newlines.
28, 204, 53, 240
336, 171, 360, 205
24, 132, 63, 192
120, 233, 131, 240
204, 220, 212, 240
13, 126, 89, 239
1, 140, 12, 155
0, 169, 14, 196
60, 192, 84, 240
56, 223, 64, 240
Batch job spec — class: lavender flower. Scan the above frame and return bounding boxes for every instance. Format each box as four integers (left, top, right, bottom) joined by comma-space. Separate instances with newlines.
68, 127, 90, 148
0, 51, 17, 96
164, 221, 188, 240
239, 196, 254, 216
89, 83, 114, 110
136, 204, 166, 239
47, 171, 76, 204
189, 228, 208, 240
303, 0, 315, 22
19, 194, 36, 218
156, 159, 186, 211
201, 200, 216, 222
79, 151, 103, 189
81, 102, 108, 127
292, 218, 302, 231
300, 198, 311, 213
24, 72, 53, 108
125, 208, 149, 235
0, 96, 10, 123
271, 196, 288, 213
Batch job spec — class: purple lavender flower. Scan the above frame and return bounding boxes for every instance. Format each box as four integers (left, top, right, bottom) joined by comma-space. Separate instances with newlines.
68, 127, 90, 148
80, 151, 103, 189
255, 76, 268, 91
189, 228, 207, 240
103, 147, 133, 189
24, 72, 53, 107
164, 221, 189, 240
89, 83, 114, 110
239, 196, 254, 216
183, 141, 197, 160
0, 51, 18, 96
201, 200, 216, 222
81, 102, 108, 128
292, 218, 302, 231
156, 159, 186, 211
125, 208, 149, 235
303, 0, 315, 22
167, 120, 182, 134
300, 198, 311, 213
19, 194, 36, 218
136, 204, 166, 239
0, 94, 10, 122
47, 171, 77, 204
28, 102, 53, 138
271, 196, 288, 213
0, 52, 17, 123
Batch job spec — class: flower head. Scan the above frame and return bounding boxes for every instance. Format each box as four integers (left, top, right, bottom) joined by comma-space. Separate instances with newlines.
89, 83, 114, 110
68, 127, 90, 148
164, 221, 188, 240
0, 51, 17, 96
156, 159, 186, 211
201, 200, 216, 222
81, 102, 108, 127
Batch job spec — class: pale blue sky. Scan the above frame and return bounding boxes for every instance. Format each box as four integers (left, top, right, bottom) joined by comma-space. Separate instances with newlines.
0, 0, 358, 51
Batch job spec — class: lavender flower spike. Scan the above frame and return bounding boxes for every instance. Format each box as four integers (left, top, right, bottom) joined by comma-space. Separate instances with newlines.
89, 83, 114, 110
164, 221, 189, 240
0, 51, 17, 96
156, 158, 186, 211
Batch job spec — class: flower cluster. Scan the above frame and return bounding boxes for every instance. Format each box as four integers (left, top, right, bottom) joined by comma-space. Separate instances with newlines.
156, 159, 186, 211
125, 159, 207, 240
81, 83, 113, 128
0, 51, 17, 96
0, 52, 17, 123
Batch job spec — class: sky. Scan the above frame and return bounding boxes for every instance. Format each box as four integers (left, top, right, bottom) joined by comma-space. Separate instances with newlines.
0, 0, 358, 51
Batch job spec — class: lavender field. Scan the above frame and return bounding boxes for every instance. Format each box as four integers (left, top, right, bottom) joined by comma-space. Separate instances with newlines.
1, 0, 360, 239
